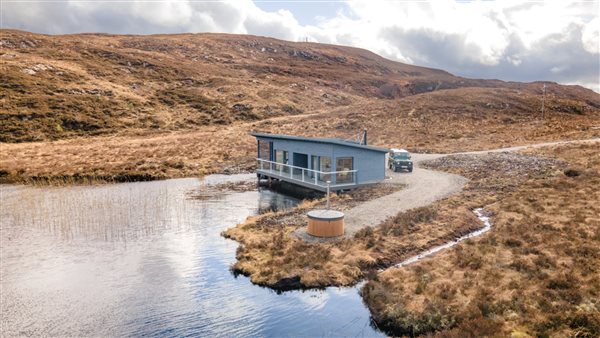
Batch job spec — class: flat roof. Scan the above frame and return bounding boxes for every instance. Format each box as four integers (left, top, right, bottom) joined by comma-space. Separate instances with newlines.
250, 132, 390, 153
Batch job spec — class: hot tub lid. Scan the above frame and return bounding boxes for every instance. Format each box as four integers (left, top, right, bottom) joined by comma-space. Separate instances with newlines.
307, 209, 345, 221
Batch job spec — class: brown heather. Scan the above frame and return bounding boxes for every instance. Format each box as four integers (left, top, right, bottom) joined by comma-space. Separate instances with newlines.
362, 143, 600, 337
2, 29, 600, 337
1, 29, 600, 183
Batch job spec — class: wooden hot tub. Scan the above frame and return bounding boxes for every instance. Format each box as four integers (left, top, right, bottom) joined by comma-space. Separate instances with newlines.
307, 210, 345, 237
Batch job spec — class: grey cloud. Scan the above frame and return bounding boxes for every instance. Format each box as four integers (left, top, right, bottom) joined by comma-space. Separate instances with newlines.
379, 27, 484, 68
2, 1, 300, 40
3, 1, 248, 35
3, 2, 199, 34
379, 23, 599, 87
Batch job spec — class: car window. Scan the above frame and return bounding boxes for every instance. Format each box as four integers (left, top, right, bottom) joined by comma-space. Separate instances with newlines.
392, 153, 410, 159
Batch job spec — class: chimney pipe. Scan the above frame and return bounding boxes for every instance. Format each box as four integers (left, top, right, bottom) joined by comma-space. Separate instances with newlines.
363, 129, 368, 145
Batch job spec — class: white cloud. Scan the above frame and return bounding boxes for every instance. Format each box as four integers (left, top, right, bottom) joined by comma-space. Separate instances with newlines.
582, 17, 600, 54
1, 0, 598, 91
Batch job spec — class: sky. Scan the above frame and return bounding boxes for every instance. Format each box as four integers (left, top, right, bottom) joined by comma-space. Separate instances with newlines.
2, 0, 599, 92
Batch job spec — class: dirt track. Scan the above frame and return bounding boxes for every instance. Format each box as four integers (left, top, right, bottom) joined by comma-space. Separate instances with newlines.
341, 137, 600, 236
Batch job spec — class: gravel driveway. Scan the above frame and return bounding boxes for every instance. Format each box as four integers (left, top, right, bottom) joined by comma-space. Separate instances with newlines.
342, 153, 466, 236
299, 137, 600, 240
343, 137, 600, 237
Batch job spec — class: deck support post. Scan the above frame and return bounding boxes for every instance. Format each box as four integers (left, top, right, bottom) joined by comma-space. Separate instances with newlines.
326, 181, 331, 209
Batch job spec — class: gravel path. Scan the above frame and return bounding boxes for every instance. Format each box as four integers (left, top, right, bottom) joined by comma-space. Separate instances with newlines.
298, 137, 600, 240
342, 154, 466, 237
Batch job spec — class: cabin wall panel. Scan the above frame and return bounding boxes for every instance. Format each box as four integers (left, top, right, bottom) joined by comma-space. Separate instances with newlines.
255, 137, 386, 185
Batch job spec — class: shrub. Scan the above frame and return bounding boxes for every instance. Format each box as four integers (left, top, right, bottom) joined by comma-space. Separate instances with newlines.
564, 168, 581, 177
546, 274, 578, 290
382, 206, 438, 236
436, 316, 502, 338
354, 226, 374, 239
272, 229, 285, 252
504, 238, 523, 247
569, 313, 600, 337
534, 254, 557, 269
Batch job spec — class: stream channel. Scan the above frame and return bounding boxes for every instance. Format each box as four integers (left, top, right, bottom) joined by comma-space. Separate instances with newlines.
1, 174, 385, 337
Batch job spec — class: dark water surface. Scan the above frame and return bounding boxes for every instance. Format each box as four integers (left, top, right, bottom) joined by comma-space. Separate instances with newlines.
1, 175, 383, 337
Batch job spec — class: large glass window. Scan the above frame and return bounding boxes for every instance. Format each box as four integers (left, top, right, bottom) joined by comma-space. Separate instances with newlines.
275, 150, 288, 164
336, 157, 354, 184
274, 150, 289, 173
258, 140, 271, 160
319, 156, 331, 182
310, 155, 318, 178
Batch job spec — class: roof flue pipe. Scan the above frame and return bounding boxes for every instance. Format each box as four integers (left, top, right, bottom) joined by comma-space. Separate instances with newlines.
362, 129, 368, 145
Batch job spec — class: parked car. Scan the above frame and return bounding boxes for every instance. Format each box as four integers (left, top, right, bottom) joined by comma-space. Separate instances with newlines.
388, 149, 413, 172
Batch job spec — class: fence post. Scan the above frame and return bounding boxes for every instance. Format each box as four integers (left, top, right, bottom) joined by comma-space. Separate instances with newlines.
302, 169, 305, 182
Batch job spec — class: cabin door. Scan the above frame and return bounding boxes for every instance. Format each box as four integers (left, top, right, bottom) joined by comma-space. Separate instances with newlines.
293, 153, 308, 178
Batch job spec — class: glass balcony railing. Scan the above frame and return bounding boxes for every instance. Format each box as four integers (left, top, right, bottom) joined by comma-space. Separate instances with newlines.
256, 159, 357, 187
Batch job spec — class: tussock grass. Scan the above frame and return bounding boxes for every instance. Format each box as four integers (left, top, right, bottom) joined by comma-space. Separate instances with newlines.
224, 182, 482, 290
363, 143, 600, 337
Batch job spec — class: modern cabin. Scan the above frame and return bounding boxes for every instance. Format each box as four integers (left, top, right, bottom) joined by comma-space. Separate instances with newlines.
251, 132, 389, 192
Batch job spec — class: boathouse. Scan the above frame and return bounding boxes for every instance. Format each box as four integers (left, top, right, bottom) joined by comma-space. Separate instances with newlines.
251, 132, 389, 192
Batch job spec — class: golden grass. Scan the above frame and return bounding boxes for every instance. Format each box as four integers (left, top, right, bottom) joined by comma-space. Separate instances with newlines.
2, 29, 600, 183
2, 90, 600, 185
362, 143, 600, 337
223, 178, 485, 290
0, 125, 257, 184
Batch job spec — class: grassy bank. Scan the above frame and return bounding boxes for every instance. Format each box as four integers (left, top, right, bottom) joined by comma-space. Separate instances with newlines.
0, 126, 256, 184
2, 29, 600, 186
223, 177, 489, 290
362, 143, 599, 337
2, 104, 600, 185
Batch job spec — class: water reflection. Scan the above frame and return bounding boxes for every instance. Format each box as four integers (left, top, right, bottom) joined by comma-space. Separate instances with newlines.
257, 187, 300, 214
1, 175, 383, 337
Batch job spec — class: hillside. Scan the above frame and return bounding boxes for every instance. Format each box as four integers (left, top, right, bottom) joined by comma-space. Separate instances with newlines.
2, 29, 599, 337
1, 29, 599, 143
1, 30, 600, 183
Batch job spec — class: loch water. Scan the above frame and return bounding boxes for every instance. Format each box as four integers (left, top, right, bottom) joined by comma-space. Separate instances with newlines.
1, 175, 384, 337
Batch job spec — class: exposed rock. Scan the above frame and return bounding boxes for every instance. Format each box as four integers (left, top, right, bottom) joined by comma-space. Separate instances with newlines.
423, 152, 567, 183
289, 49, 319, 60
232, 103, 252, 111
58, 88, 114, 96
